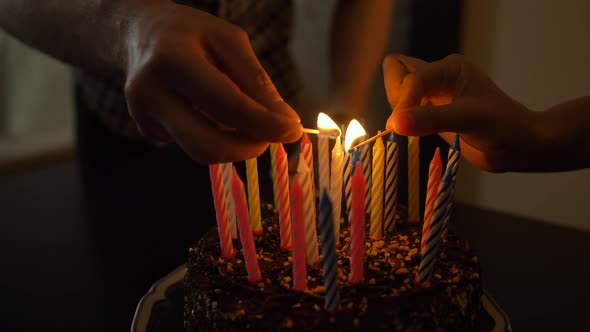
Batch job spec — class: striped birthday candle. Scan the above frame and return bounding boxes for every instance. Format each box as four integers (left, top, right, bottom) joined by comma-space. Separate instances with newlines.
343, 151, 352, 218
349, 151, 366, 284
290, 177, 307, 291
359, 140, 372, 215
208, 164, 235, 258
441, 134, 461, 238
301, 133, 316, 207
384, 132, 399, 233
298, 153, 319, 265
245, 157, 262, 234
421, 148, 442, 253
275, 144, 293, 250
329, 137, 344, 242
319, 189, 341, 311
221, 162, 238, 239
415, 166, 453, 286
370, 135, 384, 239
231, 167, 262, 284
270, 144, 279, 210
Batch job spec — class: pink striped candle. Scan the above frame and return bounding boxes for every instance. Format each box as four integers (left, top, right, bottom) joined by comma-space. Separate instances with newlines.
421, 148, 442, 253
208, 164, 235, 258
349, 152, 366, 284
275, 144, 293, 250
231, 167, 262, 284
298, 152, 319, 265
290, 177, 307, 291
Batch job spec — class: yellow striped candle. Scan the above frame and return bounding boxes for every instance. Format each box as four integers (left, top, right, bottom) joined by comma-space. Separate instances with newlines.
370, 134, 384, 239
408, 136, 420, 222
245, 158, 262, 234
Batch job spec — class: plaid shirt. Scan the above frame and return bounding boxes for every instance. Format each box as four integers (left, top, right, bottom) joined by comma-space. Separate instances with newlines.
74, 0, 302, 140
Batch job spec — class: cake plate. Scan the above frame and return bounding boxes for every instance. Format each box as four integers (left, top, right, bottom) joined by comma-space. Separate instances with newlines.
131, 264, 512, 332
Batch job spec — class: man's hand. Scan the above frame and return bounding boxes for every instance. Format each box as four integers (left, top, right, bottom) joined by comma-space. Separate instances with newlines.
124, 2, 302, 163
383, 53, 546, 172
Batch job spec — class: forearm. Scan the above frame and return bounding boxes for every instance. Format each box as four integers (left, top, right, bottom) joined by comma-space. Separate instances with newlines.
534, 95, 590, 171
0, 0, 160, 76
329, 0, 393, 119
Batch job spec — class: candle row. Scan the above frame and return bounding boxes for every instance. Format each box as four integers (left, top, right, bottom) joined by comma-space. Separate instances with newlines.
208, 112, 461, 298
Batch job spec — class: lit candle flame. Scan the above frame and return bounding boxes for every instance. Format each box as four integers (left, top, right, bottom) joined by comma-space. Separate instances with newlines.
344, 119, 366, 152
317, 112, 342, 137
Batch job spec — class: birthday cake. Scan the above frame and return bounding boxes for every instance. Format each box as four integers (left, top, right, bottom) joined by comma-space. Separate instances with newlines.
183, 203, 483, 331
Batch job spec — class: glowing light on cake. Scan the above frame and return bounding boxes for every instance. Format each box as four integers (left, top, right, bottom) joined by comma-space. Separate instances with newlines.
384, 132, 399, 233
343, 119, 366, 221
343, 119, 366, 152
317, 112, 340, 196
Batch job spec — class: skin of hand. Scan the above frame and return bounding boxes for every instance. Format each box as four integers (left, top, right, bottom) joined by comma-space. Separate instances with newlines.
0, 0, 302, 164
124, 2, 302, 163
382, 53, 548, 173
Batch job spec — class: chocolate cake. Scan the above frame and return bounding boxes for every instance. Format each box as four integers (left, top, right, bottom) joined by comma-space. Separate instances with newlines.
184, 203, 483, 331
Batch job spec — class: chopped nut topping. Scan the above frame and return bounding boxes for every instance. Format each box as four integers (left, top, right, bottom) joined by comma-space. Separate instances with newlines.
313, 304, 321, 311
395, 268, 409, 275
285, 319, 294, 329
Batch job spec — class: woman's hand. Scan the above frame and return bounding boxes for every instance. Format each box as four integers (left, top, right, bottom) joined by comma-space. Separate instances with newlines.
123, 2, 302, 163
383, 53, 546, 172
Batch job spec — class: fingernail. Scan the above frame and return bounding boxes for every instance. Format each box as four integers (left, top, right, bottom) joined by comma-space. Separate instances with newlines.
394, 111, 416, 133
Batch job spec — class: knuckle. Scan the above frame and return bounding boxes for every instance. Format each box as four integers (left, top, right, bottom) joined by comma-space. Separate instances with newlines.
226, 24, 249, 42
445, 53, 469, 66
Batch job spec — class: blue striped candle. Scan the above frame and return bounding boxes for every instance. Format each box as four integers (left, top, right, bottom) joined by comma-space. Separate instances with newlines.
384, 132, 399, 232
416, 158, 454, 285
441, 134, 461, 238
319, 189, 341, 311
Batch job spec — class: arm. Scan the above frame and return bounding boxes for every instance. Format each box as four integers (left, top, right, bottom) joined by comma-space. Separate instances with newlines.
382, 53, 590, 173
329, 0, 394, 121
0, 0, 302, 163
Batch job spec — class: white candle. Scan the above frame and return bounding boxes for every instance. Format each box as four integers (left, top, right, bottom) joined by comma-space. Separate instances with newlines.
329, 136, 344, 242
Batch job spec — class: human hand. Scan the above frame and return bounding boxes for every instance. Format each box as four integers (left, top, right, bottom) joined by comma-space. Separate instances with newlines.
123, 2, 302, 163
383, 53, 545, 172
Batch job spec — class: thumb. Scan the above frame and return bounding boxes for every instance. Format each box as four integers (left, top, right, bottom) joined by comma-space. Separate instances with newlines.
386, 100, 478, 136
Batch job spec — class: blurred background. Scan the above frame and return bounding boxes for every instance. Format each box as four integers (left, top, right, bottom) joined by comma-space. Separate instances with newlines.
1, 0, 590, 231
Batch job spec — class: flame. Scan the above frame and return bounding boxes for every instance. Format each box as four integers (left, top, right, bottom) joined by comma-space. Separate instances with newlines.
316, 112, 341, 137
344, 119, 366, 152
